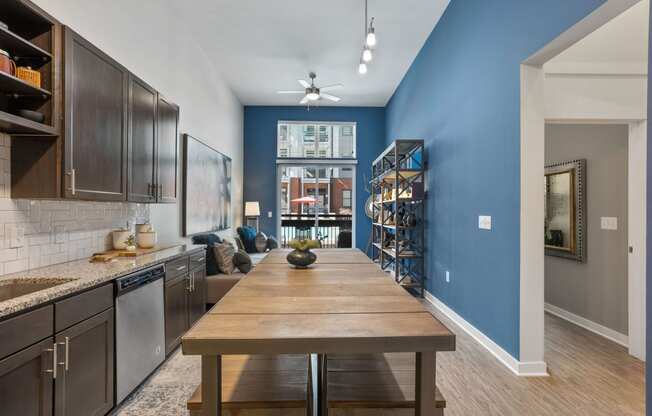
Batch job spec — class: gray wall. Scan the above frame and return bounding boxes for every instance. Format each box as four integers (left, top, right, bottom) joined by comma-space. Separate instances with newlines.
545, 124, 629, 335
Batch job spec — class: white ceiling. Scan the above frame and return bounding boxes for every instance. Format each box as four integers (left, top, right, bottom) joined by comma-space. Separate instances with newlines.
547, 0, 649, 68
172, 0, 450, 107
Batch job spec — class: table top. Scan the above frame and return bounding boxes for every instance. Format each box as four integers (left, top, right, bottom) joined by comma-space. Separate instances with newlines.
182, 248, 455, 355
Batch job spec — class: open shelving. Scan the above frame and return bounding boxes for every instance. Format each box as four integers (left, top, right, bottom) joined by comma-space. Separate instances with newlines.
370, 139, 426, 297
0, 0, 58, 137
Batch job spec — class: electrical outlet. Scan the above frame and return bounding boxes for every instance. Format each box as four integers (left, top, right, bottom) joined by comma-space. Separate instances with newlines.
445, 270, 450, 283
479, 215, 492, 230
268, 211, 273, 218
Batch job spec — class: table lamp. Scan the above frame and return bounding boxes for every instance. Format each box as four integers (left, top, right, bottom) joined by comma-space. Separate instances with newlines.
245, 201, 261, 231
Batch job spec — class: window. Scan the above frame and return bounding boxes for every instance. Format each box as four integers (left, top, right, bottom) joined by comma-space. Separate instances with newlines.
277, 122, 356, 159
342, 189, 352, 208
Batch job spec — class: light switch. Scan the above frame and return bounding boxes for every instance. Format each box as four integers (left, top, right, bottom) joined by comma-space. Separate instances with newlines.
601, 217, 618, 230
478, 215, 492, 230
268, 211, 273, 218
445, 271, 450, 283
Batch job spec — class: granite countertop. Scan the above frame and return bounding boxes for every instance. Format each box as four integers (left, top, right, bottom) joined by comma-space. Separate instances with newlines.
0, 244, 206, 319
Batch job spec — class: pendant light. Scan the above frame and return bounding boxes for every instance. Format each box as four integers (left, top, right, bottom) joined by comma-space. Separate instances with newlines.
358, 0, 376, 75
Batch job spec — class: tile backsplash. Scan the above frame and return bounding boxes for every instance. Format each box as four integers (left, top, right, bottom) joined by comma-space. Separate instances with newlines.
0, 133, 150, 276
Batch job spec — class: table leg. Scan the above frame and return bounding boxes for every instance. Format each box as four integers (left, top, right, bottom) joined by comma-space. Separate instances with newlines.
201, 355, 222, 416
415, 351, 439, 416
317, 354, 328, 416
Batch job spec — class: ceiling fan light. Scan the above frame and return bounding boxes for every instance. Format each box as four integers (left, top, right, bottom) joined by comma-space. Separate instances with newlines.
306, 92, 320, 101
358, 62, 368, 75
362, 47, 373, 63
366, 28, 377, 48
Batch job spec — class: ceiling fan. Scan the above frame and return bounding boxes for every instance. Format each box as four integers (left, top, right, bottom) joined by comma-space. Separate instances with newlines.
277, 72, 343, 104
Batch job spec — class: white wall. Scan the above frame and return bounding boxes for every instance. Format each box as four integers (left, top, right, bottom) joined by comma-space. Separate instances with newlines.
544, 71, 647, 121
31, 0, 245, 243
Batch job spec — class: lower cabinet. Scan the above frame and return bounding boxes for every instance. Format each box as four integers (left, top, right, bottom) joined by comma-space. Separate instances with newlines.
164, 255, 207, 355
164, 274, 189, 355
188, 267, 207, 326
0, 338, 54, 416
54, 308, 114, 416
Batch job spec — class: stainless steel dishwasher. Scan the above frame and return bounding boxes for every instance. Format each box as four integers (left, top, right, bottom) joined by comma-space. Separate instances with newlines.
115, 264, 166, 404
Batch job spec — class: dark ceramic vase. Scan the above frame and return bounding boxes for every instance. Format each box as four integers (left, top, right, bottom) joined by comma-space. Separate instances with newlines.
287, 249, 317, 268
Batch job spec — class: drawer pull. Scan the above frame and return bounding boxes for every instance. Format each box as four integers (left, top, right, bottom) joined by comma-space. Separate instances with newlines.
44, 343, 57, 379
194, 257, 205, 262
176, 265, 186, 271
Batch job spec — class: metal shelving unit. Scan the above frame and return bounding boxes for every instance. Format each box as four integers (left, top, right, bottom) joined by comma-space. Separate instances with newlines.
370, 139, 426, 297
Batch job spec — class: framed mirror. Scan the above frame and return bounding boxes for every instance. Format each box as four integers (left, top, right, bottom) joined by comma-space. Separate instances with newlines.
544, 159, 586, 262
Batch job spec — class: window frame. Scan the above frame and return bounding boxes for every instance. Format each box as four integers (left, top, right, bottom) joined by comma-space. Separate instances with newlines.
277, 121, 356, 160
342, 189, 352, 209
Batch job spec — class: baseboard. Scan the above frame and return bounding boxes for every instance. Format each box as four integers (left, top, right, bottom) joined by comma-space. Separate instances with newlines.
544, 302, 628, 347
424, 291, 548, 377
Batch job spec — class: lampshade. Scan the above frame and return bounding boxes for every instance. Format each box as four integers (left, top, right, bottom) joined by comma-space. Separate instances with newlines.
244, 201, 260, 217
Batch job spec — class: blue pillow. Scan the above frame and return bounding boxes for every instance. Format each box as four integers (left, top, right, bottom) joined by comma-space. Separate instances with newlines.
237, 226, 258, 253
191, 233, 222, 275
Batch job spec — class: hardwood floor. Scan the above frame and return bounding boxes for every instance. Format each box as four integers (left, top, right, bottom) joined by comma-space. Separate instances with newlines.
424, 301, 645, 416
115, 304, 645, 416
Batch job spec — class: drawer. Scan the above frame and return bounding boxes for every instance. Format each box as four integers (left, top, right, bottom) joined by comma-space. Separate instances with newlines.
166, 256, 189, 280
0, 305, 53, 359
55, 283, 113, 333
189, 250, 207, 271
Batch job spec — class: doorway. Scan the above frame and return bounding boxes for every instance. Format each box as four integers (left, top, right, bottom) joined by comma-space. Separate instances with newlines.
520, 0, 648, 372
277, 163, 356, 249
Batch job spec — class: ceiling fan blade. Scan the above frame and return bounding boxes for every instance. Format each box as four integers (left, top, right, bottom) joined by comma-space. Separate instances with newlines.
299, 95, 310, 104
298, 79, 310, 88
321, 93, 341, 102
277, 90, 305, 94
320, 84, 344, 91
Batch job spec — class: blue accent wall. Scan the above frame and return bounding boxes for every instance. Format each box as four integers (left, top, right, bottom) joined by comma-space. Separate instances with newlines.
243, 106, 386, 250
385, 0, 605, 358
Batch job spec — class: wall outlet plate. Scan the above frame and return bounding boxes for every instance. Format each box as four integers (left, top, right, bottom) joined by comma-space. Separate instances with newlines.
8, 225, 25, 248
479, 215, 492, 230
268, 211, 273, 218
600, 217, 618, 230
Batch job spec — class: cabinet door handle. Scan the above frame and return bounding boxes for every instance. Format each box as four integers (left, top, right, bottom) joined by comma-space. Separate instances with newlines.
158, 183, 162, 199
44, 343, 57, 379
58, 337, 70, 371
186, 274, 192, 291
67, 169, 76, 195
192, 273, 195, 292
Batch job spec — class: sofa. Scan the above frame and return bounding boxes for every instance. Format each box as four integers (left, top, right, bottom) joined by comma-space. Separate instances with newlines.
205, 252, 267, 304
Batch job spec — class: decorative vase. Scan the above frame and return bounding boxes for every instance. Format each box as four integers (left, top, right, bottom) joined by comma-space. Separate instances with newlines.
286, 249, 317, 269
255, 232, 268, 253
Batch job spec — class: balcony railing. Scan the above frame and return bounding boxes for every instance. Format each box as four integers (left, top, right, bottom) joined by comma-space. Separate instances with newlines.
281, 214, 353, 248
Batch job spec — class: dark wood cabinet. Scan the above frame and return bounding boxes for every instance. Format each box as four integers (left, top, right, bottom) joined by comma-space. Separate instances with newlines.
127, 75, 157, 203
63, 27, 128, 201
188, 267, 207, 326
164, 274, 189, 355
54, 308, 114, 416
156, 96, 179, 203
164, 254, 206, 354
0, 337, 54, 416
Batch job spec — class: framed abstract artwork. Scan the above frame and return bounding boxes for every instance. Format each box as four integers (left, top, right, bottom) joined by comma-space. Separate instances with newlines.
183, 134, 232, 236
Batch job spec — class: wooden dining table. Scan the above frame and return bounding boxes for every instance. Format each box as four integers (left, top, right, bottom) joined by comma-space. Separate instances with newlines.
182, 248, 455, 416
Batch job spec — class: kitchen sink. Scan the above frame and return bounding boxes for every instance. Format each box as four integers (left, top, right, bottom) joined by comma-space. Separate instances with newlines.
0, 279, 77, 302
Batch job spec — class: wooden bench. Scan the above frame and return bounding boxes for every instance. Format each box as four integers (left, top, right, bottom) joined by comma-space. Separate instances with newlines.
326, 353, 446, 416
187, 354, 311, 416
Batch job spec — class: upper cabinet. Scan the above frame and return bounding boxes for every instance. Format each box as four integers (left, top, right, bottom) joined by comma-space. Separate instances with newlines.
63, 27, 128, 201
7, 10, 179, 203
127, 75, 157, 203
156, 95, 179, 203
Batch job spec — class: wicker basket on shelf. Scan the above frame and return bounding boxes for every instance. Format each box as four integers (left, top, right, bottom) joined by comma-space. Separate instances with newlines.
16, 66, 41, 88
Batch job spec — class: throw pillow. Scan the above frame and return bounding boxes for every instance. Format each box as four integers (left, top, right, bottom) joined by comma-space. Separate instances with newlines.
191, 233, 222, 275
266, 236, 279, 251
232, 250, 253, 274
213, 242, 235, 275
255, 232, 268, 253
237, 226, 258, 253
